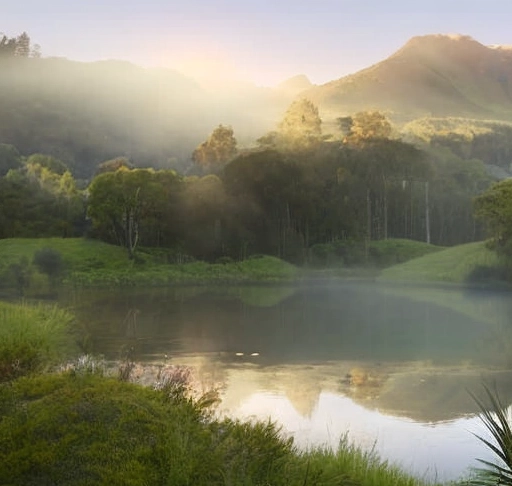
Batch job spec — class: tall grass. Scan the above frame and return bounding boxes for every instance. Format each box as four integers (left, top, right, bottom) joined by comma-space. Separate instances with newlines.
300, 435, 427, 486
0, 370, 431, 486
0, 301, 73, 381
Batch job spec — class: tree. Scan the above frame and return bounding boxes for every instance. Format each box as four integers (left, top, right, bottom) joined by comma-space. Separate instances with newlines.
474, 179, 512, 256
30, 43, 41, 58
33, 248, 64, 291
87, 168, 182, 257
179, 174, 228, 260
262, 98, 322, 152
15, 32, 30, 57
0, 143, 21, 176
0, 34, 17, 57
341, 111, 393, 145
96, 157, 133, 175
192, 125, 237, 169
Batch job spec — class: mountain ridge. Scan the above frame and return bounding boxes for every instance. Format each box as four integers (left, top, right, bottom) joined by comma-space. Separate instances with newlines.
302, 33, 512, 123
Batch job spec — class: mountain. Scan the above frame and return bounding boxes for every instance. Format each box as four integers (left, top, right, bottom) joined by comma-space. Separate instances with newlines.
276, 74, 313, 96
0, 56, 287, 178
304, 34, 512, 123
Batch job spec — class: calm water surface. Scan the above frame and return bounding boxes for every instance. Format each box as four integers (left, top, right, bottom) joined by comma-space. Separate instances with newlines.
63, 281, 512, 481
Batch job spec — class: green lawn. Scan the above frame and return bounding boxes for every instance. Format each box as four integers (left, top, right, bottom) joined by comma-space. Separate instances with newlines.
0, 238, 299, 289
379, 241, 505, 285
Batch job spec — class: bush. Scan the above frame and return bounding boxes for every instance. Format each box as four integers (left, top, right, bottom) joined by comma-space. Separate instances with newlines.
33, 247, 64, 288
0, 373, 298, 486
215, 256, 235, 265
0, 302, 73, 382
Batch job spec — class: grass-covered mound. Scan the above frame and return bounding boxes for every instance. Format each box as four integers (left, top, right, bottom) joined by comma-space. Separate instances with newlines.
0, 370, 427, 486
309, 238, 443, 269
0, 238, 299, 290
379, 241, 505, 285
0, 301, 73, 382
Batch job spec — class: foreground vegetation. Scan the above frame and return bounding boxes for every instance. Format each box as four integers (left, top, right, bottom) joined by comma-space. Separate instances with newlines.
0, 300, 425, 485
0, 301, 73, 382
0, 369, 430, 486
2, 298, 512, 485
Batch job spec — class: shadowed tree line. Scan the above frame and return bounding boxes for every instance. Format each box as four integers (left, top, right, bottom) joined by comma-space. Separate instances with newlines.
0, 100, 495, 264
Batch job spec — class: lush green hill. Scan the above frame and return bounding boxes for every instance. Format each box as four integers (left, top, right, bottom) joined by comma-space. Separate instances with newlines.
379, 241, 506, 285
0, 238, 299, 290
0, 57, 283, 179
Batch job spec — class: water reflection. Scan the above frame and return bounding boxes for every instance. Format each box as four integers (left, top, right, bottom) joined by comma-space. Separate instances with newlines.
62, 282, 512, 480
229, 390, 491, 481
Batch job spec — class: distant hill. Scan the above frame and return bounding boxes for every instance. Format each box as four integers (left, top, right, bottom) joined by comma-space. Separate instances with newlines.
305, 34, 512, 123
3, 34, 512, 179
276, 74, 313, 96
0, 56, 287, 179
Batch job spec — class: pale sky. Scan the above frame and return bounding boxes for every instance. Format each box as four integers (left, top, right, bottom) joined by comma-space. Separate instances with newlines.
3, 0, 512, 86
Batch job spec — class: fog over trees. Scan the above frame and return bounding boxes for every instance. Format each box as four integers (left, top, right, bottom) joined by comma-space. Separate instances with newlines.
0, 30, 510, 265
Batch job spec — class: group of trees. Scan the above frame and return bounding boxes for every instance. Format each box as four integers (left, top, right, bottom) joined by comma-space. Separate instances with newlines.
0, 95, 501, 264
0, 31, 40, 58
0, 146, 85, 239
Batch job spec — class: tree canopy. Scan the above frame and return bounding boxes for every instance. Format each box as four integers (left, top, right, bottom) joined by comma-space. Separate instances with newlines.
259, 99, 322, 152
474, 179, 512, 256
192, 125, 238, 169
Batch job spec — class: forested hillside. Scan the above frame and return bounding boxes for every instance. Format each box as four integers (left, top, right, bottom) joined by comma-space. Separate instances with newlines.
1, 31, 511, 265
306, 34, 512, 123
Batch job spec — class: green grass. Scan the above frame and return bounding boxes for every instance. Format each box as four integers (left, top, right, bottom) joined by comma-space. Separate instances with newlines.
309, 238, 444, 269
0, 301, 74, 382
0, 238, 299, 289
0, 237, 130, 273
379, 241, 505, 285
302, 437, 427, 486
368, 238, 445, 266
0, 371, 431, 486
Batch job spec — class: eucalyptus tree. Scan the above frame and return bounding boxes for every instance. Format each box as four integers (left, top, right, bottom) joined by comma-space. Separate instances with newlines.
192, 124, 238, 171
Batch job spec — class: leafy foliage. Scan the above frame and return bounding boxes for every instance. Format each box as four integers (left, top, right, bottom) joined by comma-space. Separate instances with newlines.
33, 247, 64, 288
0, 371, 427, 486
341, 110, 394, 144
474, 179, 512, 257
467, 385, 512, 486
0, 302, 73, 382
259, 98, 322, 152
192, 124, 238, 169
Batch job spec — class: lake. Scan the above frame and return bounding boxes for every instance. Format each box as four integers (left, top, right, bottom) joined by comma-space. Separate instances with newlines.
63, 281, 512, 482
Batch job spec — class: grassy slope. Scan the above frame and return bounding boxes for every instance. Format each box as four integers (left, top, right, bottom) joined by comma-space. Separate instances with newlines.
379, 241, 503, 285
0, 371, 430, 486
0, 238, 298, 286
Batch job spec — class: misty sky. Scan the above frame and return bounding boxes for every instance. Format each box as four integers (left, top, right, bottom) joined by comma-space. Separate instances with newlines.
4, 0, 512, 86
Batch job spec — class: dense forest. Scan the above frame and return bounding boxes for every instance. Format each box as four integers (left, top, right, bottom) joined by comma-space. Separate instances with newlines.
1, 31, 511, 264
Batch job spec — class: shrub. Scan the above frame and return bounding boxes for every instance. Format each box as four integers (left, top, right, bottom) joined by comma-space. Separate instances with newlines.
468, 385, 512, 486
0, 302, 73, 382
215, 256, 235, 265
33, 247, 64, 289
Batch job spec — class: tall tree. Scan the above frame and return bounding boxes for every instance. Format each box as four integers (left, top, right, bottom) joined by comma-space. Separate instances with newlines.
474, 179, 512, 256
14, 32, 30, 57
341, 111, 393, 145
192, 125, 237, 170
262, 98, 322, 152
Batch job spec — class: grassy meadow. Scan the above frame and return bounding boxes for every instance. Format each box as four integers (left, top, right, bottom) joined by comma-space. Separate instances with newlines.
0, 238, 299, 291
379, 241, 507, 286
